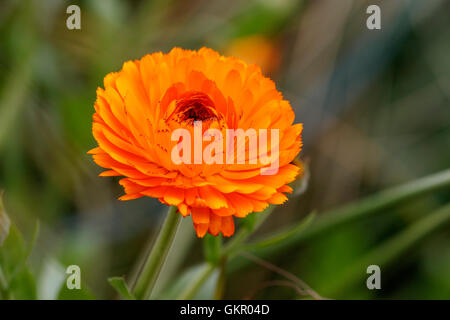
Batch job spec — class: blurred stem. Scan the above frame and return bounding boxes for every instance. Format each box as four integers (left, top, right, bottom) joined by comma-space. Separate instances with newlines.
132, 206, 181, 300
214, 260, 227, 300
327, 202, 450, 296
0, 266, 8, 299
203, 234, 222, 264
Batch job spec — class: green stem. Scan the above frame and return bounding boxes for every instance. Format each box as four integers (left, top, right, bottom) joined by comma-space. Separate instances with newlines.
0, 266, 9, 299
214, 260, 227, 300
132, 206, 181, 300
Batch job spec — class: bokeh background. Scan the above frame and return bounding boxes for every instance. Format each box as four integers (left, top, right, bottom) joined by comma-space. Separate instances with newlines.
0, 0, 449, 299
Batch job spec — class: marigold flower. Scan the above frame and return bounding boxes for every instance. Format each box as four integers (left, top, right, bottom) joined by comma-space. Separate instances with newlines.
89, 47, 302, 237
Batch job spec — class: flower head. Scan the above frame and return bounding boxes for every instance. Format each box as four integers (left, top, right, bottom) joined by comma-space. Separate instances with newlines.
89, 47, 302, 237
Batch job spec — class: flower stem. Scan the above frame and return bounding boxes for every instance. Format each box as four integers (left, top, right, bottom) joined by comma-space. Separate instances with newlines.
132, 206, 181, 300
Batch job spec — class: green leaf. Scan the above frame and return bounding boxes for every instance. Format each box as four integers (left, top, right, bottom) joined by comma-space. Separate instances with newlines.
0, 224, 27, 278
158, 263, 217, 300
0, 195, 40, 299
0, 222, 37, 299
55, 264, 96, 300
57, 284, 95, 300
25, 220, 40, 263
108, 277, 135, 300
0, 214, 35, 299
326, 202, 450, 296
195, 267, 220, 300
7, 267, 36, 299
241, 211, 316, 252
228, 169, 450, 273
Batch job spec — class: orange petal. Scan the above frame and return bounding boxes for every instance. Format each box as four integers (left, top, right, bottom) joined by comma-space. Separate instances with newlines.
191, 207, 210, 224
221, 216, 235, 237
178, 203, 190, 217
163, 188, 184, 206
194, 222, 209, 238
208, 214, 222, 236
268, 192, 288, 205
199, 186, 228, 209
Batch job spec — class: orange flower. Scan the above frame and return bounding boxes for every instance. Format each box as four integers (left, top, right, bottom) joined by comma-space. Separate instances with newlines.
89, 47, 302, 237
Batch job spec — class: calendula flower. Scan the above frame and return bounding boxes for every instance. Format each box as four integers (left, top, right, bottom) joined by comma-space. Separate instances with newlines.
89, 47, 302, 237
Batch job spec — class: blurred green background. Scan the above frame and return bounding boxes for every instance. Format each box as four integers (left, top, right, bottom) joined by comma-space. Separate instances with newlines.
0, 0, 449, 299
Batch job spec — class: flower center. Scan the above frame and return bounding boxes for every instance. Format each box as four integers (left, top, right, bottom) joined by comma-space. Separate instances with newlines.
174, 91, 219, 123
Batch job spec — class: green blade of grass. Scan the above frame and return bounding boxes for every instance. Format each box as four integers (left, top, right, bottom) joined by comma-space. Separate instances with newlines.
228, 168, 450, 272
239, 211, 316, 253
326, 202, 450, 297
